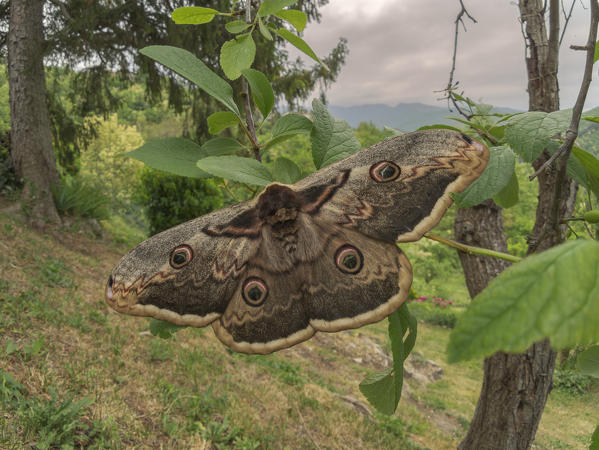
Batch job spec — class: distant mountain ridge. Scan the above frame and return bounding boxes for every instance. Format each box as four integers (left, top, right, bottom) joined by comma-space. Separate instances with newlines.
328, 102, 521, 131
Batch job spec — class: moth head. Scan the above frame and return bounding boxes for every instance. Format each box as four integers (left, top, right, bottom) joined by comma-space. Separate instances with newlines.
105, 221, 201, 317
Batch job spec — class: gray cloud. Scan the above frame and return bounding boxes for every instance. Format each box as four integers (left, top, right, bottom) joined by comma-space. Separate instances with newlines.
291, 0, 597, 110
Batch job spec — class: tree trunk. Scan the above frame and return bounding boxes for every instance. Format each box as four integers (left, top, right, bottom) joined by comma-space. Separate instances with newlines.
8, 0, 61, 227
455, 200, 557, 448
457, 1, 578, 448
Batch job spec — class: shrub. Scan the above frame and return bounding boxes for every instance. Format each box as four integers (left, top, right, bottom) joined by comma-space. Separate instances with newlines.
139, 167, 223, 235
407, 296, 459, 328
52, 174, 110, 220
553, 369, 592, 395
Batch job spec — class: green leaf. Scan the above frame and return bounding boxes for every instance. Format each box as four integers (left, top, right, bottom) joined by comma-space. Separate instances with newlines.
448, 240, 599, 363
275, 9, 307, 32
274, 28, 329, 70
207, 111, 240, 135
273, 157, 302, 184
171, 7, 218, 24
241, 69, 275, 119
453, 93, 476, 107
360, 305, 417, 415
263, 113, 313, 151
417, 124, 463, 133
225, 20, 252, 34
447, 116, 480, 129
591, 424, 599, 450
583, 116, 599, 124
201, 137, 245, 157
566, 150, 592, 192
595, 41, 599, 63
454, 146, 516, 208
359, 368, 396, 415
140, 46, 239, 115
504, 110, 572, 162
220, 34, 256, 80
124, 137, 210, 178
488, 125, 506, 140
149, 319, 184, 339
258, 17, 273, 40
400, 306, 418, 357
572, 146, 599, 198
197, 156, 273, 186
272, 113, 313, 138
310, 99, 360, 169
493, 170, 519, 209
577, 345, 599, 378
474, 102, 493, 116
258, 0, 297, 17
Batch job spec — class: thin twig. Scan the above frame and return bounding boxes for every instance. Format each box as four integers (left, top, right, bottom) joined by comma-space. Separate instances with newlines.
570, 44, 593, 51
530, 1, 599, 181
424, 233, 522, 263
241, 0, 260, 161
443, 0, 477, 119
564, 222, 580, 238
559, 0, 577, 45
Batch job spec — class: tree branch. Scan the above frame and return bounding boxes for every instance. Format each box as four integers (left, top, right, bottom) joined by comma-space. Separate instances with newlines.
530, 0, 599, 181
443, 0, 477, 119
559, 0, 577, 45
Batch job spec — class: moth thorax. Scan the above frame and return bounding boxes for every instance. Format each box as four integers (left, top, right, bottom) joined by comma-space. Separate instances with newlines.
257, 184, 302, 222
264, 207, 298, 225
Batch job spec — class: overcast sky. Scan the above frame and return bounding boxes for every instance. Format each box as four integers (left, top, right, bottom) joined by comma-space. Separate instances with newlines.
290, 0, 596, 110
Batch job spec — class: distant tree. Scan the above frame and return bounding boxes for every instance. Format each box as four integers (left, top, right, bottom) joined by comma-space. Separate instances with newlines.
353, 121, 395, 148
1, 0, 347, 227
78, 115, 144, 215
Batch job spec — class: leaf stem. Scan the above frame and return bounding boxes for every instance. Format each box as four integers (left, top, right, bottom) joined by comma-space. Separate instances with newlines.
241, 0, 260, 161
219, 179, 240, 202
424, 233, 522, 263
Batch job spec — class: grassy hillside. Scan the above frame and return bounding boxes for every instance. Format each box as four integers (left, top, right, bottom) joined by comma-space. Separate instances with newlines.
0, 203, 597, 449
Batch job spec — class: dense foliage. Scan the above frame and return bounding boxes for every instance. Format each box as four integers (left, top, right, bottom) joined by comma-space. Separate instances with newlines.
139, 167, 223, 235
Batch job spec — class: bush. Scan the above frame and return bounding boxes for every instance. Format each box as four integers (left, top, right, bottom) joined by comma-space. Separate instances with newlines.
52, 174, 110, 220
139, 167, 224, 235
407, 296, 459, 328
553, 369, 592, 395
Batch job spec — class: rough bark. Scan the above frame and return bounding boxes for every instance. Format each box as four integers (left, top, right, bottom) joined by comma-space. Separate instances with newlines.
457, 1, 578, 448
455, 199, 560, 448
8, 0, 61, 227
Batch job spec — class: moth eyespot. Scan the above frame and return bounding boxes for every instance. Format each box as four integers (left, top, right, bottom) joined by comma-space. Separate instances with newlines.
334, 244, 364, 274
242, 277, 268, 307
370, 161, 401, 183
169, 244, 193, 269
